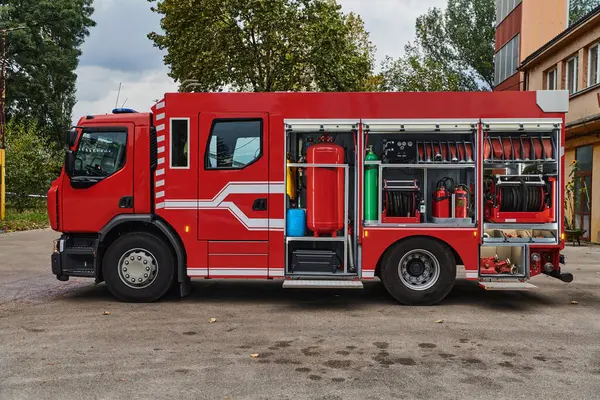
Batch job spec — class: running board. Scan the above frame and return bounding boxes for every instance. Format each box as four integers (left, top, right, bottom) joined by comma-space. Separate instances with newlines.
282, 280, 364, 289
479, 281, 538, 291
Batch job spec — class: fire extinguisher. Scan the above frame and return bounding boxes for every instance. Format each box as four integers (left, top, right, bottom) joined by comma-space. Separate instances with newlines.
453, 184, 469, 219
432, 178, 454, 218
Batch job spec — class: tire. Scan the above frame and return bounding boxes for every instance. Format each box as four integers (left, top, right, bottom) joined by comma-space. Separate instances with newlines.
381, 237, 456, 306
102, 232, 175, 302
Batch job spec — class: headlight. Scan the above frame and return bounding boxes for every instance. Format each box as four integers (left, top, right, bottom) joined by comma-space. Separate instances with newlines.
544, 263, 554, 273
531, 253, 541, 262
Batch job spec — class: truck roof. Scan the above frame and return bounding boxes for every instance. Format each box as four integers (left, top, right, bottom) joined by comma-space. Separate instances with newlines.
155, 91, 567, 120
77, 112, 151, 127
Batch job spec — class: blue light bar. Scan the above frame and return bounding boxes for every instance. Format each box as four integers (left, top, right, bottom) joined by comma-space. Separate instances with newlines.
112, 108, 138, 114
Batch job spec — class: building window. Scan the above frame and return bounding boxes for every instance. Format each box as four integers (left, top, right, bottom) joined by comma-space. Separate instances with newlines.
206, 120, 262, 170
546, 68, 558, 90
589, 43, 599, 87
494, 34, 520, 86
496, 0, 522, 25
566, 56, 579, 95
170, 118, 190, 169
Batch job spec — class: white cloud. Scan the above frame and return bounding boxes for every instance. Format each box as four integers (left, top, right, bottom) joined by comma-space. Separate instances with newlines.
72, 65, 177, 121
73, 0, 446, 122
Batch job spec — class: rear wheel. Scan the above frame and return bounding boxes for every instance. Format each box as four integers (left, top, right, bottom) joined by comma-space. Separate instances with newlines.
102, 233, 175, 302
381, 238, 456, 306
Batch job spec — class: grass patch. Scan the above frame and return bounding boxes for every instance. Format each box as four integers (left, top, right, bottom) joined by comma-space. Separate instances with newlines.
0, 206, 49, 232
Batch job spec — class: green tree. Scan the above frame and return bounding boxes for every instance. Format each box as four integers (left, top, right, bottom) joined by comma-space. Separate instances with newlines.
569, 0, 600, 25
0, 0, 95, 145
381, 0, 494, 92
5, 120, 61, 211
148, 0, 375, 92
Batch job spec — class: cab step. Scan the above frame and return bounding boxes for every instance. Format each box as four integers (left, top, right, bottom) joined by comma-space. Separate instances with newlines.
282, 280, 364, 289
478, 281, 538, 291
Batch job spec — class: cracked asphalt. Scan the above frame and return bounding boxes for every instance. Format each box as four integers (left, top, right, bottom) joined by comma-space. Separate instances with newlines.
1, 229, 600, 400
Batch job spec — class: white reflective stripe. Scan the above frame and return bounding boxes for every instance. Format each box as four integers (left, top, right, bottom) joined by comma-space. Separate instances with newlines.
465, 272, 479, 279
362, 270, 375, 279
157, 157, 165, 165
156, 101, 165, 110
156, 180, 165, 188
269, 269, 285, 277
156, 191, 165, 199
163, 182, 286, 231
156, 113, 165, 121
211, 268, 268, 276
156, 124, 165, 132
155, 202, 165, 210
157, 146, 165, 154
156, 169, 165, 176
157, 135, 165, 143
188, 268, 208, 276
197, 182, 285, 206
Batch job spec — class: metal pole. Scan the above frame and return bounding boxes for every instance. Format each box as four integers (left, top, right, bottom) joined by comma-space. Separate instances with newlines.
1, 28, 6, 149
1, 29, 7, 221
0, 26, 26, 221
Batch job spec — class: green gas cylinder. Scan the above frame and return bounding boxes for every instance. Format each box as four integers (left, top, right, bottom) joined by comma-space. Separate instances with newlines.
364, 146, 379, 222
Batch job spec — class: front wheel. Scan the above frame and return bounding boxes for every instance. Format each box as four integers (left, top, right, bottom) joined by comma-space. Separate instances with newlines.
102, 233, 175, 302
381, 238, 456, 306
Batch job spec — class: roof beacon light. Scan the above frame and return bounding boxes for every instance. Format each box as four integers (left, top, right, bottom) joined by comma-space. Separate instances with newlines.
112, 108, 138, 114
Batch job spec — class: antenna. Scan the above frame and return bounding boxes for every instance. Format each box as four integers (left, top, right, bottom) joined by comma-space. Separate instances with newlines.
121, 98, 128, 108
115, 83, 122, 109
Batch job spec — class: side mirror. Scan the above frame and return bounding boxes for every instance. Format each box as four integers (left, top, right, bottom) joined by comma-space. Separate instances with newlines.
65, 151, 75, 177
65, 128, 78, 148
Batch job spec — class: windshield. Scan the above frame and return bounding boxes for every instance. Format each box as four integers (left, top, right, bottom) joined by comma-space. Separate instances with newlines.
73, 130, 127, 178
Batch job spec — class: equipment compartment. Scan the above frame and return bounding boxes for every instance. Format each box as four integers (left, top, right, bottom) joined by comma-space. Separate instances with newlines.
482, 121, 560, 227
284, 121, 358, 277
480, 245, 527, 277
363, 121, 478, 227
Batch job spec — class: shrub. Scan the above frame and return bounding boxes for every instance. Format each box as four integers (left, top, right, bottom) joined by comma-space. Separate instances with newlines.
5, 120, 62, 212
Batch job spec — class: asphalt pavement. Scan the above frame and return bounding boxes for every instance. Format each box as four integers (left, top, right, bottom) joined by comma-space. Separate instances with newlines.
1, 229, 599, 400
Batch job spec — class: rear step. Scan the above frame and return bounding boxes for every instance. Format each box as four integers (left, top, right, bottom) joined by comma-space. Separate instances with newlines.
478, 281, 538, 291
283, 280, 364, 289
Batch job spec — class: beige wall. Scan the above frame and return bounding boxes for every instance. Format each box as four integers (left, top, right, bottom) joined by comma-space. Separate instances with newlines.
521, 0, 568, 60
525, 16, 600, 124
567, 91, 600, 124
564, 140, 600, 243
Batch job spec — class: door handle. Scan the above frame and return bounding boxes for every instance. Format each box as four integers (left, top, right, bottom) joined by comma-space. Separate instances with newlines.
252, 198, 268, 211
119, 196, 134, 209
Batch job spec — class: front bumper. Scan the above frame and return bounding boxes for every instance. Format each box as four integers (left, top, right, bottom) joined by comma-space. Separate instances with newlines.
51, 236, 98, 281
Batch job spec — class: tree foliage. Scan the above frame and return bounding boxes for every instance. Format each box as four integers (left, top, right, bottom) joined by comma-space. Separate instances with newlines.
148, 0, 375, 92
569, 0, 600, 25
0, 0, 95, 145
5, 120, 61, 211
381, 0, 494, 92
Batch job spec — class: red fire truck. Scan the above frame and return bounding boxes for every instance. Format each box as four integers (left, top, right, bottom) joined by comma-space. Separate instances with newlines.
48, 91, 573, 305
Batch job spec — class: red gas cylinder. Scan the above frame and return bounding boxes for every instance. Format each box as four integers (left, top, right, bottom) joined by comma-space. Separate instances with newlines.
306, 142, 345, 236
453, 185, 469, 219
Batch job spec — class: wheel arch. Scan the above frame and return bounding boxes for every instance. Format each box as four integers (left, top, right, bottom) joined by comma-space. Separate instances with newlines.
98, 215, 187, 284
374, 235, 464, 279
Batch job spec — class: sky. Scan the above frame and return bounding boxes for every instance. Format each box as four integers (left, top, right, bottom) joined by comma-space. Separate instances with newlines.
72, 0, 446, 121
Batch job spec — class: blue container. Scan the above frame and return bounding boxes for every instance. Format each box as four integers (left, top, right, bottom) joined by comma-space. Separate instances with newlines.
287, 209, 306, 237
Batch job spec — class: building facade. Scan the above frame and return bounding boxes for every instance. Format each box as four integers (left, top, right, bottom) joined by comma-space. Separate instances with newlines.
521, 7, 600, 242
494, 0, 568, 91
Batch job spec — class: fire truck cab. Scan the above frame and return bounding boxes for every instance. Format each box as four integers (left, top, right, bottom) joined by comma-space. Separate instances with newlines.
48, 91, 573, 305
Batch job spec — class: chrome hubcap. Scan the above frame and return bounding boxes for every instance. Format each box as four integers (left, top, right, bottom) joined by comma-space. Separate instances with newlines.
118, 248, 158, 289
398, 249, 440, 291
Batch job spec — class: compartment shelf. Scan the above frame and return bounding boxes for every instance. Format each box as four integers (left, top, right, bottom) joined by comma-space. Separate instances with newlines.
364, 222, 476, 228
286, 237, 346, 243
365, 161, 475, 169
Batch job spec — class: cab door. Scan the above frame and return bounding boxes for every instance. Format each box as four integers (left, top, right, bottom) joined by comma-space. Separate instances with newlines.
197, 113, 271, 277
61, 124, 134, 232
